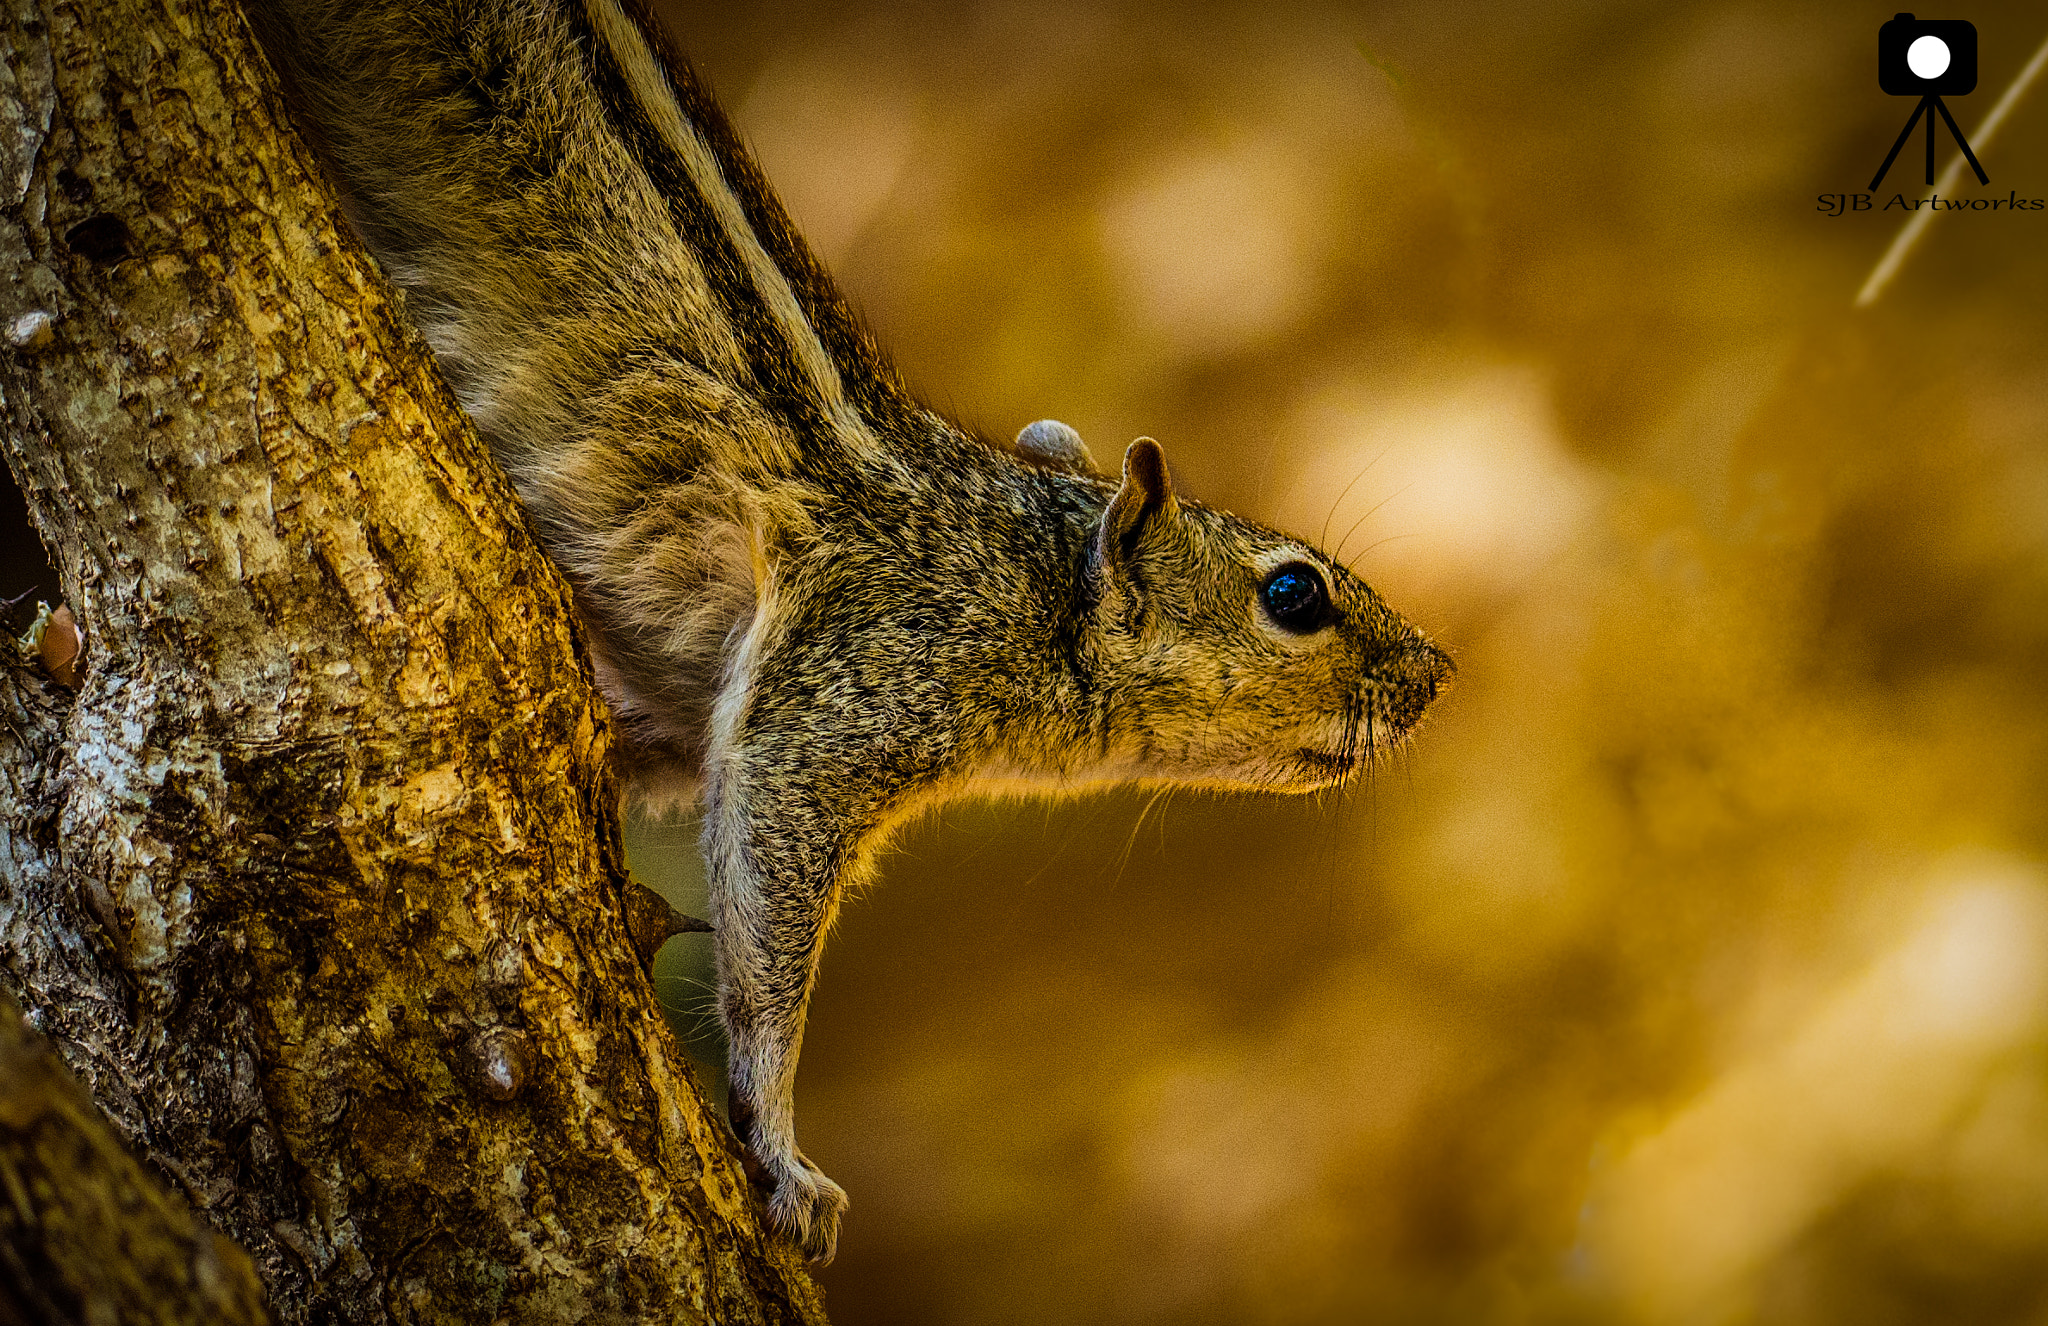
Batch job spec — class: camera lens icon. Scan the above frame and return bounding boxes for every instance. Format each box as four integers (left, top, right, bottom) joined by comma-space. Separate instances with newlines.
1907, 34, 1951, 79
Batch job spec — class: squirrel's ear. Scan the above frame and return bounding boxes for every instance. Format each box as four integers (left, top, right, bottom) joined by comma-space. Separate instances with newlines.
1096, 437, 1178, 569
1015, 419, 1095, 472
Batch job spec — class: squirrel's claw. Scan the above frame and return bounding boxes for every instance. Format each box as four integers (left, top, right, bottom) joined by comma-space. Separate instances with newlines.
732, 1097, 847, 1263
767, 1156, 848, 1264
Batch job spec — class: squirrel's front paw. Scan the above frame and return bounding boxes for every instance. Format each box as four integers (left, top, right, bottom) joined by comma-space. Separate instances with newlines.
766, 1155, 848, 1264
729, 1094, 847, 1260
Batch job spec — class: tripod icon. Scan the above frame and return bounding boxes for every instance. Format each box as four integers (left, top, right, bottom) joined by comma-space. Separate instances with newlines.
1869, 14, 1989, 191
1870, 92, 1989, 190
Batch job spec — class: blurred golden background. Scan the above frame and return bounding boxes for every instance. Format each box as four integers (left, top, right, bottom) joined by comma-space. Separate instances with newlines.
0, 0, 2035, 1320
654, 0, 2046, 1321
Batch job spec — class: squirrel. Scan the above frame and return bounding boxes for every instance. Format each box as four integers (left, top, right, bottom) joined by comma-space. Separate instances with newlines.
248, 0, 1452, 1262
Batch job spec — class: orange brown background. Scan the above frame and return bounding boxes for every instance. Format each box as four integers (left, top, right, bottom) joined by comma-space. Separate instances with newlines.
633, 2, 2048, 1322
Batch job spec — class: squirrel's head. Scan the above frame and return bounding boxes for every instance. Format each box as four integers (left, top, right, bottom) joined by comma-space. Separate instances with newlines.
1084, 437, 1452, 793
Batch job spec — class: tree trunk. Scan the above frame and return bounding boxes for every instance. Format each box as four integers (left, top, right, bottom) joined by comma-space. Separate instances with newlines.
1, 983, 273, 1325
0, 0, 826, 1321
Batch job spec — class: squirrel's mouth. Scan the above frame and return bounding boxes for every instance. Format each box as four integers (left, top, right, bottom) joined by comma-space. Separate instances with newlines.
1293, 748, 1358, 777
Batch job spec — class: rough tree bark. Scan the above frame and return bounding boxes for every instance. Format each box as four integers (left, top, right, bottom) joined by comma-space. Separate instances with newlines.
1, 984, 273, 1325
0, 0, 827, 1321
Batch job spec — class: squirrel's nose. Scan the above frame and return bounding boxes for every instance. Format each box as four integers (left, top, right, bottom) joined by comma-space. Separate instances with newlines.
1412, 636, 1454, 697
1381, 633, 1453, 721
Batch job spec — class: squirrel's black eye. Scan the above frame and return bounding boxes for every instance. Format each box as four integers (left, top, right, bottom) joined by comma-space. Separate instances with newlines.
1260, 562, 1330, 634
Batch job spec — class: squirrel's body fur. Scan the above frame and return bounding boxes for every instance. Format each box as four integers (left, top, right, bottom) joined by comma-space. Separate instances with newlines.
252, 0, 1451, 1261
